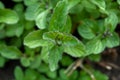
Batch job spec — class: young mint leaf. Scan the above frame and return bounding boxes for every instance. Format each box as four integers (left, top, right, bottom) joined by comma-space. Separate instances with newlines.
25, 3, 44, 20
0, 9, 19, 24
86, 37, 105, 54
0, 45, 22, 59
35, 9, 49, 29
67, 0, 81, 10
23, 0, 39, 6
64, 42, 86, 57
13, 3, 24, 17
90, 0, 106, 11
14, 66, 24, 80
106, 32, 119, 48
81, 0, 96, 10
41, 44, 54, 63
24, 30, 51, 48
105, 12, 118, 32
63, 16, 72, 33
49, 46, 63, 71
43, 31, 79, 46
20, 57, 31, 67
78, 20, 96, 39
40, 47, 49, 63
49, 0, 68, 32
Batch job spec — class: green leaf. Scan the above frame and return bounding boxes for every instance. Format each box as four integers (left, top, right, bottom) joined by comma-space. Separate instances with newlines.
24, 0, 39, 6
49, 46, 63, 71
82, 0, 96, 10
14, 66, 24, 80
0, 56, 6, 67
106, 32, 119, 48
40, 44, 54, 63
69, 70, 78, 80
0, 1, 4, 9
25, 69, 38, 80
0, 45, 22, 59
24, 30, 51, 48
30, 54, 41, 69
59, 69, 68, 80
88, 54, 101, 62
94, 70, 108, 80
20, 57, 31, 67
61, 56, 73, 66
24, 20, 35, 30
13, 3, 24, 16
49, 0, 68, 32
64, 42, 86, 57
25, 3, 44, 20
79, 70, 92, 80
46, 71, 57, 79
86, 37, 105, 54
90, 0, 106, 10
63, 16, 72, 33
6, 22, 24, 37
43, 31, 79, 46
40, 47, 49, 62
67, 0, 81, 10
78, 20, 96, 39
35, 9, 49, 29
0, 9, 19, 24
0, 29, 5, 39
117, 0, 120, 5
105, 12, 118, 32
79, 69, 108, 80
0, 23, 5, 30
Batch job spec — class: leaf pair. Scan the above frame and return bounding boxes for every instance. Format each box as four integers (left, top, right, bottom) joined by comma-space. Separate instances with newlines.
78, 19, 119, 55
24, 30, 86, 71
25, 2, 49, 29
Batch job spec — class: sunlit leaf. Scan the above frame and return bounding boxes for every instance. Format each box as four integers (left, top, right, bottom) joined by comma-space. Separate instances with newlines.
106, 32, 119, 48
49, 46, 63, 71
24, 30, 51, 48
25, 3, 44, 20
35, 9, 49, 29
105, 12, 118, 32
49, 0, 68, 32
78, 20, 97, 39
0, 9, 19, 24
64, 42, 86, 57
86, 37, 105, 54
43, 31, 79, 46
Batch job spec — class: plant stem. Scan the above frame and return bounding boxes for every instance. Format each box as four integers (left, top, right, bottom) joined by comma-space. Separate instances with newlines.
65, 59, 96, 80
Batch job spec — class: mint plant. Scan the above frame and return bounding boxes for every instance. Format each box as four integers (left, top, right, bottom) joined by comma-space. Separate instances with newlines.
0, 0, 120, 80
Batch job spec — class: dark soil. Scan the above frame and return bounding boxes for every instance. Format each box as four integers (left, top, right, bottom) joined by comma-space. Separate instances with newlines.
94, 47, 120, 80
